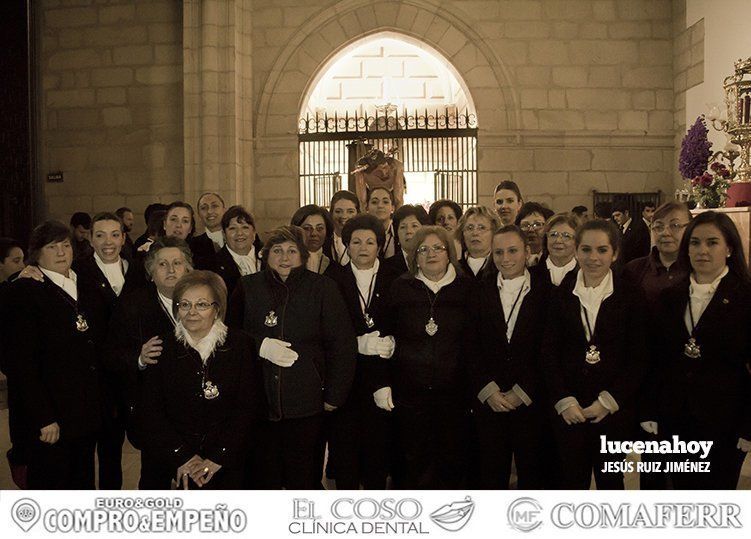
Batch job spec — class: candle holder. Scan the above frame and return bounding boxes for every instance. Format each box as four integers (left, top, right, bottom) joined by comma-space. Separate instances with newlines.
706, 58, 751, 182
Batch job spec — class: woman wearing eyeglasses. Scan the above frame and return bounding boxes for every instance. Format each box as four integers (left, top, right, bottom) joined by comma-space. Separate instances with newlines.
530, 213, 580, 288
227, 225, 356, 489
291, 205, 335, 275
541, 219, 648, 489
646, 211, 751, 489
381, 226, 477, 489
456, 206, 501, 280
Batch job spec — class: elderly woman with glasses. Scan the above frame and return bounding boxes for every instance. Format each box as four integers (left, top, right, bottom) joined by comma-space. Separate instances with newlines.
228, 225, 356, 489
137, 270, 263, 489
530, 213, 580, 288
456, 206, 501, 279
381, 225, 477, 489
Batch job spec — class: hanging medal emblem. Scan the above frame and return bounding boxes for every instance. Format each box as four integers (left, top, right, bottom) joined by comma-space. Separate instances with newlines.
264, 310, 278, 327
585, 345, 601, 364
425, 317, 438, 336
364, 313, 375, 328
684, 337, 701, 359
76, 314, 89, 332
203, 380, 220, 400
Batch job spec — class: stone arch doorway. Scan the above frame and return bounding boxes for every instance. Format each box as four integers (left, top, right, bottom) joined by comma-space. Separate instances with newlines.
297, 31, 479, 208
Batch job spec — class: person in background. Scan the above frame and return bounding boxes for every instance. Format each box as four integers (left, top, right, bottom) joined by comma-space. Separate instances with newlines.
384, 204, 430, 276
227, 225, 356, 489
593, 201, 613, 221
214, 205, 262, 296
612, 201, 650, 265
456, 206, 501, 279
190, 193, 226, 271
470, 225, 547, 489
70, 212, 94, 262
428, 199, 463, 256
134, 203, 168, 251
516, 202, 554, 267
642, 202, 656, 228
325, 214, 399, 489
328, 190, 360, 266
135, 210, 167, 256
542, 219, 647, 489
646, 211, 751, 489
366, 187, 397, 259
0, 238, 25, 283
137, 271, 263, 489
291, 204, 335, 275
493, 180, 523, 226
115, 207, 135, 261
571, 205, 589, 222
5, 221, 102, 488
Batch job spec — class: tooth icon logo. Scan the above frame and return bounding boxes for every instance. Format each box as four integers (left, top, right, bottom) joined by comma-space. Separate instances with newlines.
430, 496, 475, 532
12, 498, 41, 532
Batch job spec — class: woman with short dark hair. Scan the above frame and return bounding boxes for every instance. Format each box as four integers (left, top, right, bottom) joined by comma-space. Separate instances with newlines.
326, 213, 399, 489
291, 205, 335, 274
137, 270, 263, 489
384, 204, 430, 276
228, 225, 356, 489
5, 220, 102, 489
542, 219, 647, 489
647, 211, 751, 489
366, 187, 397, 259
382, 225, 477, 488
531, 213, 580, 288
428, 199, 463, 256
214, 205, 263, 295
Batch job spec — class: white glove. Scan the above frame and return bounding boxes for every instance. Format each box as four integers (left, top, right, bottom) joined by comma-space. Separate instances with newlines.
376, 335, 395, 359
640, 421, 658, 435
259, 338, 298, 367
358, 331, 396, 359
738, 438, 751, 453
373, 387, 394, 411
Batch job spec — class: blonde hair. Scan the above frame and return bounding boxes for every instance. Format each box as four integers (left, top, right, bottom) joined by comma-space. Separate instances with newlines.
407, 225, 459, 276
172, 270, 228, 321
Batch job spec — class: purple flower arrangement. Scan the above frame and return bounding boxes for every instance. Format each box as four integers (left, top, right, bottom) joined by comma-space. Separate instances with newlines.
679, 117, 712, 180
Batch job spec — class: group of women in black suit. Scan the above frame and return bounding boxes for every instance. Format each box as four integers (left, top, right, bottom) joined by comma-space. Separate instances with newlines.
2, 187, 751, 491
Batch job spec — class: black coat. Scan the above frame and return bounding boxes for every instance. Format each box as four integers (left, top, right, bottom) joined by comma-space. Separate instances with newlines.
326, 262, 400, 395
620, 218, 651, 265
541, 273, 648, 412
4, 277, 102, 442
649, 272, 751, 439
215, 246, 261, 299
189, 233, 219, 271
228, 268, 357, 421
136, 329, 264, 482
470, 271, 550, 406
458, 255, 493, 281
382, 251, 408, 277
528, 254, 578, 288
382, 272, 478, 399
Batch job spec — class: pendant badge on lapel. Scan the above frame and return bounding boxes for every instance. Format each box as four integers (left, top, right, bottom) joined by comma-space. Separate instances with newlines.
684, 337, 701, 359
76, 314, 89, 333
264, 310, 278, 327
364, 313, 375, 328
425, 317, 438, 337
585, 345, 601, 364
203, 380, 219, 400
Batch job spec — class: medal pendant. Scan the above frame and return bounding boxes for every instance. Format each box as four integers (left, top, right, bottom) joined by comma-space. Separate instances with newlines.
203, 381, 220, 400
76, 314, 89, 333
684, 337, 701, 359
585, 345, 601, 364
364, 313, 375, 328
425, 317, 438, 337
264, 310, 278, 327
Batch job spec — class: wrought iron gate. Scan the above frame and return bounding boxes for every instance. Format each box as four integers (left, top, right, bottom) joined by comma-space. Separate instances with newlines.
298, 108, 478, 209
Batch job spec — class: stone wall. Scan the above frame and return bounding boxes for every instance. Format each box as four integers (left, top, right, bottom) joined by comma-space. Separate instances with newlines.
39, 0, 183, 234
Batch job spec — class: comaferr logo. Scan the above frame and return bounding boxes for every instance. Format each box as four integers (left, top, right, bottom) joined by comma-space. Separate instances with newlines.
507, 497, 543, 532
430, 497, 475, 532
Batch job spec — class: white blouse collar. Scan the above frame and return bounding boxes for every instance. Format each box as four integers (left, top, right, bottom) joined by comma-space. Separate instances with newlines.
175, 319, 228, 363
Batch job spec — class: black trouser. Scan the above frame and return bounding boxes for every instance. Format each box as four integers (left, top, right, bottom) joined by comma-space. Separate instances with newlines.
394, 391, 469, 490
551, 412, 627, 490
473, 403, 546, 489
253, 414, 324, 489
328, 390, 391, 489
96, 413, 126, 489
27, 435, 96, 489
664, 418, 746, 490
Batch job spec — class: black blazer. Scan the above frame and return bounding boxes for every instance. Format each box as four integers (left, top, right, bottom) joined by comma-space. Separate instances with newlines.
4, 277, 102, 442
228, 268, 357, 421
137, 329, 264, 484
528, 254, 578, 288
382, 251, 408, 277
327, 262, 400, 395
189, 233, 219, 271
541, 272, 648, 412
649, 272, 751, 439
470, 271, 550, 407
620, 218, 651, 265
382, 272, 478, 400
458, 254, 493, 281
214, 246, 262, 299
